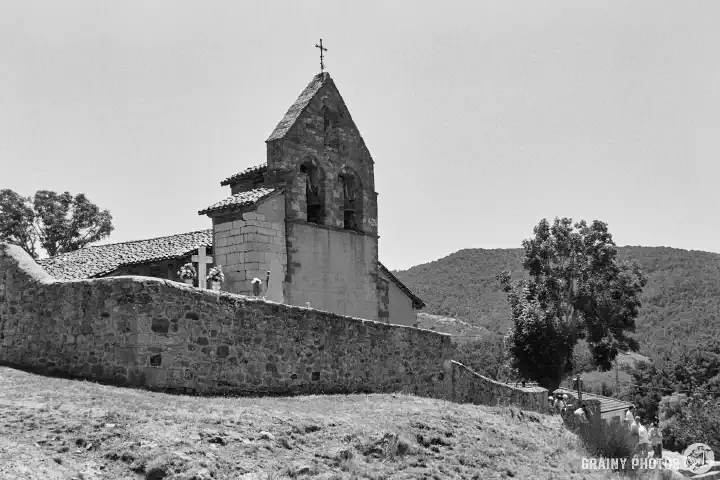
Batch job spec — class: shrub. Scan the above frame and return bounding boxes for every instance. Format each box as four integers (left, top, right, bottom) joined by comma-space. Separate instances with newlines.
581, 420, 636, 469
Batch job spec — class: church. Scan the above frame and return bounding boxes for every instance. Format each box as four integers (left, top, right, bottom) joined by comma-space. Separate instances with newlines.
38, 72, 424, 327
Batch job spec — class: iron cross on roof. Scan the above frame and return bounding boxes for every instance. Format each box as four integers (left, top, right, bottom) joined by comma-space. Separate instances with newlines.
315, 39, 327, 73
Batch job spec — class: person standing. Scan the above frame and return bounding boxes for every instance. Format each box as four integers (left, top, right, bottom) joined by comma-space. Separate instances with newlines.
630, 415, 640, 454
573, 403, 591, 436
555, 395, 566, 416
625, 405, 635, 427
636, 417, 650, 458
649, 420, 663, 459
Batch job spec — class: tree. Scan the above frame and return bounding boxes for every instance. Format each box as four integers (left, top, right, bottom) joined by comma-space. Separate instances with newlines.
454, 335, 516, 381
0, 189, 114, 259
496, 217, 647, 391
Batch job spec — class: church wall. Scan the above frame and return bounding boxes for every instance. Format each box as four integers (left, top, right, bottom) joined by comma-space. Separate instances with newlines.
381, 273, 417, 327
0, 243, 452, 400
211, 194, 287, 297
285, 221, 378, 321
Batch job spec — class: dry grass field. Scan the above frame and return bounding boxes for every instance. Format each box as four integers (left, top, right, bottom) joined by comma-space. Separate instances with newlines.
0, 267, 667, 480
0, 366, 684, 480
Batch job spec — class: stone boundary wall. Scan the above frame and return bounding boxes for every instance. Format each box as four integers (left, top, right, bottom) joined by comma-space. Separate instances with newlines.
1, 243, 552, 413
450, 361, 549, 413
0, 243, 451, 398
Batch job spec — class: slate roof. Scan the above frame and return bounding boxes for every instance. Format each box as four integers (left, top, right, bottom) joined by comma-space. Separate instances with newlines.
266, 72, 330, 142
378, 262, 426, 309
554, 388, 633, 414
198, 187, 279, 216
37, 230, 213, 281
220, 163, 268, 187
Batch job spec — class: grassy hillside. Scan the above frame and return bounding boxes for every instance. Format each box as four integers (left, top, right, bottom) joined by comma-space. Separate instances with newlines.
397, 246, 720, 355
0, 366, 627, 480
414, 313, 492, 345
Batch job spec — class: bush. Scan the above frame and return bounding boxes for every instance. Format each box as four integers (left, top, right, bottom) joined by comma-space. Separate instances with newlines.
581, 421, 636, 468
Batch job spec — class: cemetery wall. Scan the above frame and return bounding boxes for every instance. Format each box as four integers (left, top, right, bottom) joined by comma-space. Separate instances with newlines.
450, 361, 549, 413
211, 194, 288, 298
0, 243, 450, 398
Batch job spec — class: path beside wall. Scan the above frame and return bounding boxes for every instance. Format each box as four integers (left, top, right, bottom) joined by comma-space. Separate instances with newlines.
0, 243, 547, 412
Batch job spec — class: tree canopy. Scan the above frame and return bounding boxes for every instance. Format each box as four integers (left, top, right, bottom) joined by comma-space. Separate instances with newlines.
496, 217, 647, 391
0, 189, 114, 259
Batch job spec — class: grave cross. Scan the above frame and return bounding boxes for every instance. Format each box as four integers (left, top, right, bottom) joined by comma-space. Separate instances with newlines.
191, 246, 213, 289
315, 39, 327, 73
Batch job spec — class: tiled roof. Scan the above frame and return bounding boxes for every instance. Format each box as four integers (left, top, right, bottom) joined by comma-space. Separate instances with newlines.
220, 163, 267, 187
198, 187, 279, 216
37, 230, 213, 281
266, 72, 331, 142
554, 388, 633, 414
378, 262, 426, 309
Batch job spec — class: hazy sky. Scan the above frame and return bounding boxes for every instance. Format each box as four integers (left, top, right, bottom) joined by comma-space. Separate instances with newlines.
2, 1, 718, 270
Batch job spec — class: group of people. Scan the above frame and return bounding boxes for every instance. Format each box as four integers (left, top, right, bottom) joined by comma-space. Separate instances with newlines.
548, 393, 592, 432
549, 393, 571, 415
625, 405, 663, 459
549, 394, 663, 459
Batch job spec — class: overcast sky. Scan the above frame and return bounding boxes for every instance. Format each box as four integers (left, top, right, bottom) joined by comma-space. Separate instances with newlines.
2, 1, 718, 269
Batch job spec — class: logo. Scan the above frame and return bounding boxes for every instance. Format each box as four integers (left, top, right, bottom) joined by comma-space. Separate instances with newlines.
683, 443, 715, 475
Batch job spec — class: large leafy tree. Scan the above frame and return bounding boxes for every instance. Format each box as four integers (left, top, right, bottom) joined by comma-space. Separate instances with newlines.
0, 189, 114, 259
496, 217, 647, 391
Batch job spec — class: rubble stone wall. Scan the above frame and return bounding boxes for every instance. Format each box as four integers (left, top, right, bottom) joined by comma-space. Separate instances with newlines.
0, 243, 450, 398
450, 361, 549, 413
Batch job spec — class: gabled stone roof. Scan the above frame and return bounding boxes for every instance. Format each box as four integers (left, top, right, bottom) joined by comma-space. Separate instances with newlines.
220, 163, 268, 187
266, 72, 330, 142
37, 229, 213, 281
378, 262, 426, 309
198, 187, 279, 216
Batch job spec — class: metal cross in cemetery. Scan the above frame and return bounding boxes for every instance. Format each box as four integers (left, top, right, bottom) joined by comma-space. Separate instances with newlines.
315, 39, 327, 73
191, 246, 213, 289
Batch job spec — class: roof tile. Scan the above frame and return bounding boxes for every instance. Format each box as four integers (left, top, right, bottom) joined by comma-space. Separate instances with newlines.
554, 388, 633, 414
38, 229, 213, 281
220, 163, 268, 187
198, 187, 279, 216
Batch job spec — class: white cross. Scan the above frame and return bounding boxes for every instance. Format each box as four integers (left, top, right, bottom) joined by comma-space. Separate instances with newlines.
191, 246, 213, 289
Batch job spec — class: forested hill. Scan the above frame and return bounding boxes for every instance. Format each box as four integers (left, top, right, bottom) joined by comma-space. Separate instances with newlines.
394, 246, 720, 354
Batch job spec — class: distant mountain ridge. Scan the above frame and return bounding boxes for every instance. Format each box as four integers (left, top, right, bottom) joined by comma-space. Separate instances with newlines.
395, 246, 720, 354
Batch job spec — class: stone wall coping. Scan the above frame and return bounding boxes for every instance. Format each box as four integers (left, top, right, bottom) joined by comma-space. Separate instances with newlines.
452, 360, 549, 394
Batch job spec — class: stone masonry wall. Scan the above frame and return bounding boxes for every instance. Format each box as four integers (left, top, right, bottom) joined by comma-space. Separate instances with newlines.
266, 77, 378, 236
211, 194, 287, 298
0, 243, 450, 398
450, 361, 549, 413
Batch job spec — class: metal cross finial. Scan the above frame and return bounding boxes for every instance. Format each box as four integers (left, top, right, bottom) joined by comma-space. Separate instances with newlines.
315, 39, 327, 73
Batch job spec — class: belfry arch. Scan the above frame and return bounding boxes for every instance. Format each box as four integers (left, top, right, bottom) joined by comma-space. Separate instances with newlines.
338, 166, 363, 232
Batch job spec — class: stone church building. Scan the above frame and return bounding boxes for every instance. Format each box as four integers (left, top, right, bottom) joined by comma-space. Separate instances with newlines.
38, 72, 424, 326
